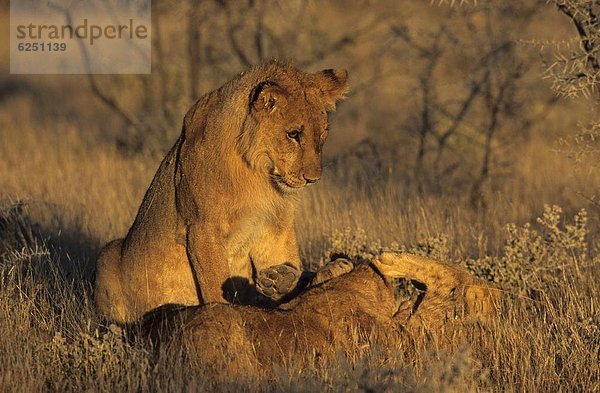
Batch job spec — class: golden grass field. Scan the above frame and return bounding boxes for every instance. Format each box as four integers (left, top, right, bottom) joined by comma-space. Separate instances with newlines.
0, 0, 599, 391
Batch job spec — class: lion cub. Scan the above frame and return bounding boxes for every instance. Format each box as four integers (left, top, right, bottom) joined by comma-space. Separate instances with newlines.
95, 61, 349, 323
138, 253, 499, 375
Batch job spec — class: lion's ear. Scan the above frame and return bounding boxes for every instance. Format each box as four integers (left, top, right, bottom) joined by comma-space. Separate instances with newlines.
314, 69, 349, 110
250, 81, 288, 115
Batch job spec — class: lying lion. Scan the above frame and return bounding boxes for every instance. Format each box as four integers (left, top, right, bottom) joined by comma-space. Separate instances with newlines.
139, 252, 499, 373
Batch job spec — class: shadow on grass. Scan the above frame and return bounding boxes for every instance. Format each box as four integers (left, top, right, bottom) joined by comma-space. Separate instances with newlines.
0, 200, 100, 298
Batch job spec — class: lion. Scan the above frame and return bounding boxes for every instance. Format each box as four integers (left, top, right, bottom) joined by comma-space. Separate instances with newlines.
94, 61, 349, 323
139, 252, 500, 375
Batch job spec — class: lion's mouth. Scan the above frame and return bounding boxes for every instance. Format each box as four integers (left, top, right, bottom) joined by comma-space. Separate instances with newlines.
271, 174, 306, 192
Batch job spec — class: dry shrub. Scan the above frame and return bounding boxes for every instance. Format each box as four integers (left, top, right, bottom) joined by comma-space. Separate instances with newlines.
463, 204, 591, 295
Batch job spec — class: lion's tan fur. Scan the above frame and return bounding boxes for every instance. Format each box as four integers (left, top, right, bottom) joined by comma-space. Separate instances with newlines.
95, 62, 348, 323
373, 253, 499, 323
140, 253, 499, 374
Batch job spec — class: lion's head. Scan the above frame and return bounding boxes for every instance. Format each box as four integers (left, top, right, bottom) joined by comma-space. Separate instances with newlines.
237, 64, 348, 192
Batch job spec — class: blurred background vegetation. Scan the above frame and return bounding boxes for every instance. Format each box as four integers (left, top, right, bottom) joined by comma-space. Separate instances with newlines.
2, 0, 599, 234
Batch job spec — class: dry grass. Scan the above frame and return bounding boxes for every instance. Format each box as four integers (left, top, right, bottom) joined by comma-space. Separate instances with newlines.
1, 0, 599, 390
0, 97, 598, 392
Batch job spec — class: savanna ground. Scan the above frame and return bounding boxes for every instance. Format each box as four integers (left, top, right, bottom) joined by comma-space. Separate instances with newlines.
0, 0, 599, 391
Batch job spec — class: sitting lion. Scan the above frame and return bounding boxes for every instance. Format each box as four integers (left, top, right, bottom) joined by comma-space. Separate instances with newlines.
94, 61, 349, 323
139, 252, 499, 374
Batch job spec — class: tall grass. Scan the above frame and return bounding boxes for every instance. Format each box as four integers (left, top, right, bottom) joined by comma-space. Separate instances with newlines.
0, 95, 598, 391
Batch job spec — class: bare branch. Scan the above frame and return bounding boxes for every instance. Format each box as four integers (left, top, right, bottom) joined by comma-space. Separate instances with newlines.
47, 1, 142, 132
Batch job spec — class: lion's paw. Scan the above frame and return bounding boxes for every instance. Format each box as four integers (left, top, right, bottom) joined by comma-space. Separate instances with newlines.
256, 263, 300, 302
311, 258, 354, 286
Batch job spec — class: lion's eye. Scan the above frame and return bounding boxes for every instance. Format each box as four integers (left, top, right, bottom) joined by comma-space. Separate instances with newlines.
287, 130, 301, 142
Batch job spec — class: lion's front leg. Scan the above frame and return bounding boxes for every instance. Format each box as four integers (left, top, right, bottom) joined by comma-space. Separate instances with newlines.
186, 224, 232, 304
